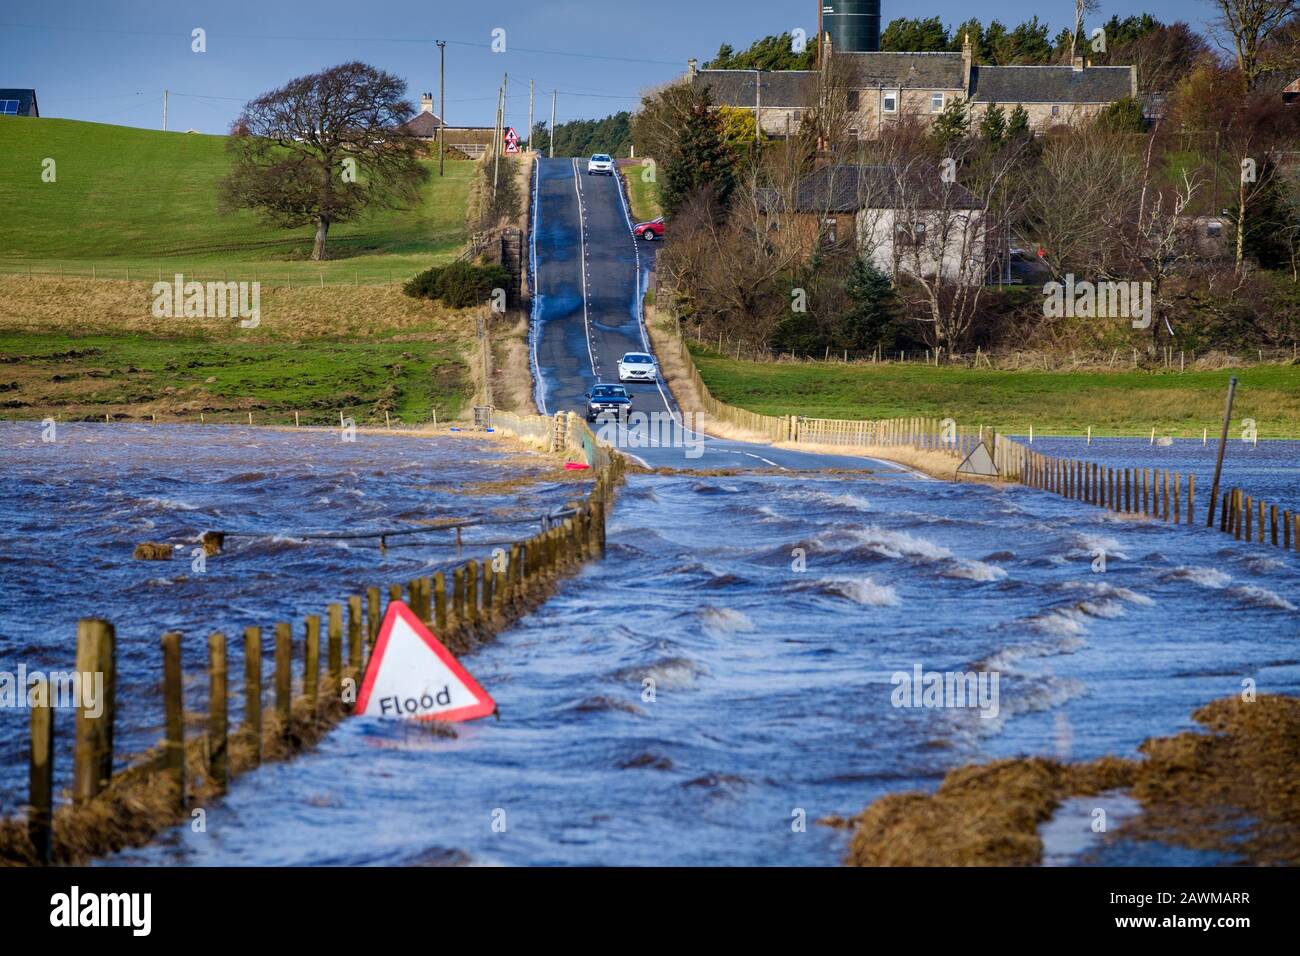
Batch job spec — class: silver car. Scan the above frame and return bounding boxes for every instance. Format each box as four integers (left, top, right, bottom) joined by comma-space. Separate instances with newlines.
586, 153, 614, 176
617, 352, 658, 383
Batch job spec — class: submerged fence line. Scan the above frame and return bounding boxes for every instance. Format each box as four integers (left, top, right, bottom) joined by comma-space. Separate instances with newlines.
3, 413, 626, 866
669, 327, 1296, 552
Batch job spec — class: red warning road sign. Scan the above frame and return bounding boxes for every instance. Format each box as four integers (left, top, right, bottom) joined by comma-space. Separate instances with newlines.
504, 126, 520, 154
355, 601, 496, 722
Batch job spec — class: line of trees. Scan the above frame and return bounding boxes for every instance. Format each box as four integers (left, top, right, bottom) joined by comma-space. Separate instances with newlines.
530, 112, 633, 158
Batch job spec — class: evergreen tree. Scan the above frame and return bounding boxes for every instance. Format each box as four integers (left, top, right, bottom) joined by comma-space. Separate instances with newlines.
979, 102, 1007, 144
930, 97, 970, 147
840, 258, 899, 350
880, 17, 950, 52
1097, 96, 1146, 133
1006, 104, 1032, 140
661, 90, 737, 220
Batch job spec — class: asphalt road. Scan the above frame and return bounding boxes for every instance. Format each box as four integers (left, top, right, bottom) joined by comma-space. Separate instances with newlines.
529, 157, 903, 473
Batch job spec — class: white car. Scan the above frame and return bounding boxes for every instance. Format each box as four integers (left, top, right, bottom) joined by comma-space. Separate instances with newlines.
617, 351, 658, 383
586, 153, 614, 176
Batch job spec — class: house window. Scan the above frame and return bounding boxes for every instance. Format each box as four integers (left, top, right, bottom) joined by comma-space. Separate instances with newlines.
896, 221, 926, 246
847, 90, 860, 110
883, 91, 898, 114
847, 127, 860, 140
1206, 221, 1222, 238
1051, 104, 1060, 117
930, 92, 945, 113
824, 218, 839, 244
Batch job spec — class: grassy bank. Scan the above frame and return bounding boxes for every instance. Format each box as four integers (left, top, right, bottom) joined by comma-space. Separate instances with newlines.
622, 160, 661, 223
0, 117, 473, 281
0, 278, 481, 423
0, 332, 468, 424
690, 348, 1300, 439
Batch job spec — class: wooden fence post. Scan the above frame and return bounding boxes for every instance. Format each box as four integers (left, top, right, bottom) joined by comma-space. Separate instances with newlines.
304, 615, 321, 708
366, 586, 381, 648
243, 626, 262, 767
73, 619, 115, 805
480, 564, 493, 618
208, 632, 228, 795
466, 561, 480, 625
161, 632, 185, 810
347, 595, 363, 674
28, 675, 53, 864
274, 622, 292, 729
433, 572, 448, 632
508, 544, 522, 599
453, 566, 466, 624
327, 604, 343, 700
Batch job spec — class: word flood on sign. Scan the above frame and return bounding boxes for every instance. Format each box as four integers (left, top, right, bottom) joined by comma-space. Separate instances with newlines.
355, 602, 496, 722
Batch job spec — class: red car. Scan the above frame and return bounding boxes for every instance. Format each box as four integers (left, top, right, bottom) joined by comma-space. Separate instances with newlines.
633, 216, 664, 241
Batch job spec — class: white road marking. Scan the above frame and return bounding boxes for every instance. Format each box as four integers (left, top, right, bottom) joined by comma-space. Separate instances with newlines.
528, 158, 548, 415
570, 159, 598, 380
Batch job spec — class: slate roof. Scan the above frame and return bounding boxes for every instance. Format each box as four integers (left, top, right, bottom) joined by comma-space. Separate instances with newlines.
0, 89, 39, 117
970, 65, 1133, 104
760, 164, 982, 213
837, 52, 966, 90
691, 70, 819, 108
401, 111, 444, 137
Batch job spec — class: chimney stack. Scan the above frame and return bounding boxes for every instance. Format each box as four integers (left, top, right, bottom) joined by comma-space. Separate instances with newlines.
1071, 55, 1085, 72
420, 93, 434, 114
687, 58, 698, 78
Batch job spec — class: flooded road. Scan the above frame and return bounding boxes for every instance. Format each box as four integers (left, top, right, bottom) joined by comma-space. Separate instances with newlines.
104, 464, 1299, 866
0, 422, 583, 811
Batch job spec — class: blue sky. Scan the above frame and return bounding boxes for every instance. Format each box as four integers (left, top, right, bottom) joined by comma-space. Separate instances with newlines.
2, 1, 1220, 133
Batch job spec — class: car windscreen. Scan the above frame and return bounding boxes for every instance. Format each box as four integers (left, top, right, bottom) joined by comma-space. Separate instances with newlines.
591, 386, 625, 398
622, 355, 652, 363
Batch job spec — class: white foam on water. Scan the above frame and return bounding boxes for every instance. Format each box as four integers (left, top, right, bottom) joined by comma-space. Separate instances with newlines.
847, 526, 953, 561
1162, 565, 1233, 589
699, 607, 756, 635
825, 576, 901, 607
801, 490, 871, 512
1060, 580, 1155, 607
1068, 533, 1128, 561
982, 635, 1088, 672
1229, 585, 1297, 612
943, 559, 1008, 582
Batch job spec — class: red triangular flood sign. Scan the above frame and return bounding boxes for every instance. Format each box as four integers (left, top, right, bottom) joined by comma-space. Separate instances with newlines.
355, 601, 496, 722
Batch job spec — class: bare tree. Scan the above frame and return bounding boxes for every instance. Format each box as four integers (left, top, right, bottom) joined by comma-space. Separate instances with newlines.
877, 134, 1029, 351
1213, 0, 1298, 90
220, 62, 428, 260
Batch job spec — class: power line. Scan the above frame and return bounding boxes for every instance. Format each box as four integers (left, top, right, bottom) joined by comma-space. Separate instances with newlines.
0, 21, 683, 66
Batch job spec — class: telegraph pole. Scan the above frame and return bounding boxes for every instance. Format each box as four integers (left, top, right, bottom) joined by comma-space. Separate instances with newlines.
549, 89, 556, 158
492, 85, 503, 200
528, 79, 535, 153
437, 40, 446, 176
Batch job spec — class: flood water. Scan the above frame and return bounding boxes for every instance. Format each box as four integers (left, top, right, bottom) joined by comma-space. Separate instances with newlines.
82, 452, 1298, 866
0, 422, 584, 811
1012, 436, 1300, 512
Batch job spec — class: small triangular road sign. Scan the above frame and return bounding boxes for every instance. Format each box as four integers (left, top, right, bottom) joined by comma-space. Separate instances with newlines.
956, 441, 999, 478
355, 601, 496, 722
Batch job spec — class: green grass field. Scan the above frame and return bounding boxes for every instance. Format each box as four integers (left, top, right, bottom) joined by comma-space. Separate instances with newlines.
0, 116, 472, 282
691, 349, 1300, 439
0, 332, 467, 425
623, 161, 661, 223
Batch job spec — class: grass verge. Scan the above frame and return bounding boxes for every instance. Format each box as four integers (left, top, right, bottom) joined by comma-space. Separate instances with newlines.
691, 348, 1300, 439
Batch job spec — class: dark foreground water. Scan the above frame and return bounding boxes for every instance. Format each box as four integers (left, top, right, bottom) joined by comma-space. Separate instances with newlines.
93, 461, 1298, 866
0, 423, 582, 811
